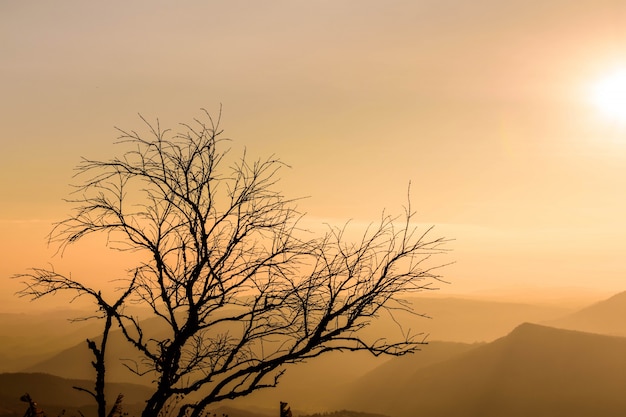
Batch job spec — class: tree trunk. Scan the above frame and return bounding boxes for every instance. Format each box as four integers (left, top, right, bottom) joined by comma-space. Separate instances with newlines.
141, 387, 172, 417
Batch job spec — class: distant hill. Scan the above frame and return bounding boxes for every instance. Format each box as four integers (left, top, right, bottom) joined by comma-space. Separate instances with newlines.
0, 372, 152, 417
22, 296, 570, 385
225, 350, 388, 413
338, 340, 481, 405
544, 290, 626, 336
366, 296, 574, 343
0, 310, 104, 372
337, 323, 626, 417
230, 341, 480, 413
0, 373, 395, 417
23, 316, 166, 385
19, 294, 622, 417
22, 335, 149, 385
20, 295, 580, 414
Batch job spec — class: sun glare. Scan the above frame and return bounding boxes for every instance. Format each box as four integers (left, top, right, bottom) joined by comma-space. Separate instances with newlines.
591, 69, 626, 123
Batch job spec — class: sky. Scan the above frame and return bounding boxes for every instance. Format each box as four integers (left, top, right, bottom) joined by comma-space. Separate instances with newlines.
2, 0, 626, 310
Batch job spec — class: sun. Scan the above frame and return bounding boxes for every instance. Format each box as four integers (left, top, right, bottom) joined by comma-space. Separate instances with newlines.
591, 69, 626, 123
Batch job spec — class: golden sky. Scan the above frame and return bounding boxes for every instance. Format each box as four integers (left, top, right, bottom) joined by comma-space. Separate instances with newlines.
2, 0, 626, 309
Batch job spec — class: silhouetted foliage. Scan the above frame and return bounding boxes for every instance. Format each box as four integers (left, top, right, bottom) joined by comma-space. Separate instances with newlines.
301, 411, 389, 417
16, 109, 450, 417
21, 393, 45, 417
18, 393, 125, 417
279, 403, 291, 417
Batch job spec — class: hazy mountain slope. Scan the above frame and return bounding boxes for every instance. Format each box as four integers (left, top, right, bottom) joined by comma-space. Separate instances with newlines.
373, 296, 574, 343
226, 350, 389, 414
544, 290, 626, 336
23, 316, 167, 385
21, 295, 575, 409
22, 296, 565, 380
23, 337, 146, 384
339, 341, 480, 402
339, 323, 626, 417
0, 310, 104, 372
230, 341, 480, 414
0, 372, 152, 417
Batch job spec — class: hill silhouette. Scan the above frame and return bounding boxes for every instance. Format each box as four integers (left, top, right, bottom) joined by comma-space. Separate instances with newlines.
14, 294, 623, 417
375, 296, 573, 343
0, 311, 104, 372
23, 296, 572, 381
338, 323, 626, 417
231, 341, 482, 413
545, 290, 626, 336
23, 316, 166, 385
0, 372, 152, 417
336, 340, 480, 409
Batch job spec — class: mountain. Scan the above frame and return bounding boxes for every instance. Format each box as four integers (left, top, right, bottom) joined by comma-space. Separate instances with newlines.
23, 316, 167, 385
544, 290, 626, 336
0, 310, 105, 372
336, 341, 481, 404
17, 294, 609, 416
372, 296, 574, 343
338, 323, 626, 417
23, 296, 568, 382
0, 372, 152, 417
22, 335, 148, 385
222, 350, 387, 414
229, 341, 481, 414
20, 295, 577, 413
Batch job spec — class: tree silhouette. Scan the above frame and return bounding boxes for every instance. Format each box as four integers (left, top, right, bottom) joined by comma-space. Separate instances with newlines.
16, 269, 136, 417
17, 109, 450, 417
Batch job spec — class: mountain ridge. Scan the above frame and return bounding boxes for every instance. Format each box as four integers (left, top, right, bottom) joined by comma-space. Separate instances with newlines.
0, 372, 152, 417
544, 290, 626, 336
338, 322, 626, 417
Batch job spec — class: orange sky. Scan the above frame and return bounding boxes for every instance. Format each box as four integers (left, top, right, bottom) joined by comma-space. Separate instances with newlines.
2, 1, 626, 310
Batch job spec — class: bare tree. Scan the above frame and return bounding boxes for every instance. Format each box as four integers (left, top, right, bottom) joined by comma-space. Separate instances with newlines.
16, 268, 136, 417
16, 109, 450, 417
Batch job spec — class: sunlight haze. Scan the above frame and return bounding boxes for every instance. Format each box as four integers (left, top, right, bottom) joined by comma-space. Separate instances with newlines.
2, 0, 626, 309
